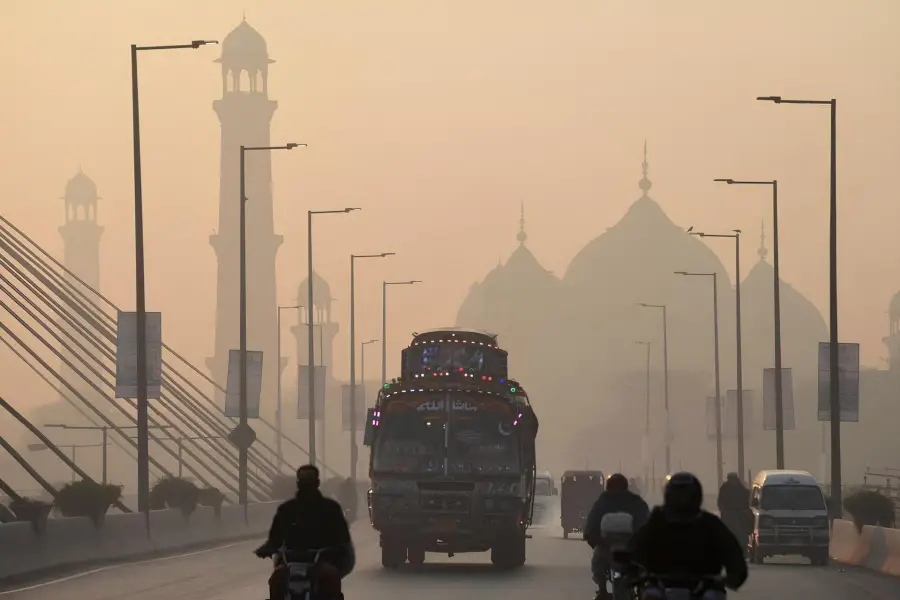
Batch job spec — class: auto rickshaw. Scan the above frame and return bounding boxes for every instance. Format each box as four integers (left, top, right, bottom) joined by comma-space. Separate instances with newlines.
560, 470, 606, 539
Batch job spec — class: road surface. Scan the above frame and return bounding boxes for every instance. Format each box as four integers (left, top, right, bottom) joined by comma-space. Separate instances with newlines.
1, 526, 898, 600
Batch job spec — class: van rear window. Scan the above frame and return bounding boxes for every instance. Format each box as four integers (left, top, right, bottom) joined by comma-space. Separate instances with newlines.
760, 485, 826, 511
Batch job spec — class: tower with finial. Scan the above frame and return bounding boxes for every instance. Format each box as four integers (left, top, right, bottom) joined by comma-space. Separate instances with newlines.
517, 202, 528, 246
58, 169, 104, 403
207, 18, 283, 414
758, 219, 769, 262
638, 140, 652, 198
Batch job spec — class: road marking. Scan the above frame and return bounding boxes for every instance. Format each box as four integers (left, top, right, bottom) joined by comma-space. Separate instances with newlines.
0, 540, 251, 595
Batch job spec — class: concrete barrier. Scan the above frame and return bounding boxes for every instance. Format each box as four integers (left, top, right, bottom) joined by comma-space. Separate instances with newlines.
830, 518, 900, 577
0, 502, 278, 584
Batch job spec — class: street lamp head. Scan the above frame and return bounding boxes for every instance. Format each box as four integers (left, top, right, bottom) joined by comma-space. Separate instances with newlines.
191, 40, 218, 48
344, 207, 361, 213
674, 271, 688, 275
286, 143, 307, 149
757, 95, 782, 103
381, 252, 396, 257
733, 229, 742, 234
409, 280, 422, 284
713, 178, 735, 185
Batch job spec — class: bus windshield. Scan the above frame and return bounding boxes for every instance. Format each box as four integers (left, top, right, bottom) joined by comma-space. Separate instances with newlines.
447, 393, 520, 476
372, 409, 445, 475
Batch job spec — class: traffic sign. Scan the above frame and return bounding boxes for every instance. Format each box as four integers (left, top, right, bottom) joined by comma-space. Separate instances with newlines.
228, 422, 257, 450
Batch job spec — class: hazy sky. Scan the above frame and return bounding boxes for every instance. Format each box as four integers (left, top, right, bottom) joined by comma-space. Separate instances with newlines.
3, 0, 899, 407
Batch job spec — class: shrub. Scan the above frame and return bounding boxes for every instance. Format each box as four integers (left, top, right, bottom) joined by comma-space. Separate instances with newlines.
54, 481, 122, 523
151, 476, 200, 516
8, 497, 53, 532
843, 490, 896, 532
269, 474, 295, 501
198, 487, 225, 516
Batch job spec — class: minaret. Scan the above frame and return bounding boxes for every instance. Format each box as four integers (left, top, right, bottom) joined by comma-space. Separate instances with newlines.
207, 18, 282, 414
291, 272, 339, 459
58, 170, 104, 403
291, 272, 339, 373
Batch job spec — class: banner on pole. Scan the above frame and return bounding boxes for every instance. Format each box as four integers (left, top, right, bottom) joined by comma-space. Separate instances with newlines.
224, 349, 264, 418
817, 342, 860, 422
341, 385, 368, 432
725, 390, 755, 439
297, 365, 326, 420
706, 396, 720, 440
763, 368, 795, 431
115, 311, 163, 399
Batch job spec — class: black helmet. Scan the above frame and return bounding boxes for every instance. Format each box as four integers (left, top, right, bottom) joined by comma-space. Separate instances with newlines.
606, 473, 629, 492
663, 472, 703, 522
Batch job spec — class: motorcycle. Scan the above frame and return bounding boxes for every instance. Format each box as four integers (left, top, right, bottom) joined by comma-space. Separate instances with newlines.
600, 513, 637, 600
268, 546, 337, 600
611, 550, 727, 600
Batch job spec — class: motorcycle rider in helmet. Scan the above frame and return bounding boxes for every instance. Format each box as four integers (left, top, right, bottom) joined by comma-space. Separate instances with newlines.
630, 472, 747, 599
583, 473, 650, 600
255, 465, 355, 600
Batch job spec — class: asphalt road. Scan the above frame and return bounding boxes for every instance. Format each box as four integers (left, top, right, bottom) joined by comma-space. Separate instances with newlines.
1, 525, 898, 600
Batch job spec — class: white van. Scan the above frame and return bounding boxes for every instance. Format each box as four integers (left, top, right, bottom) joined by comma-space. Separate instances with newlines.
531, 470, 557, 527
749, 470, 830, 565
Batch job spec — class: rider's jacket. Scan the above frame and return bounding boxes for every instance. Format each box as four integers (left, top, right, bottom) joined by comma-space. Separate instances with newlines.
260, 489, 355, 576
583, 490, 650, 548
631, 507, 748, 590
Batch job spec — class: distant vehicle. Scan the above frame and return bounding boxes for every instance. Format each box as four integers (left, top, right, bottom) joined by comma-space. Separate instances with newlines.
365, 328, 539, 569
531, 470, 557, 527
560, 470, 605, 539
748, 470, 829, 565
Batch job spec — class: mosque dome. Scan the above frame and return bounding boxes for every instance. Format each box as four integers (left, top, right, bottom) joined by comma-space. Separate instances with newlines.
740, 224, 828, 382
297, 270, 333, 310
63, 170, 99, 206
216, 18, 274, 68
558, 143, 734, 379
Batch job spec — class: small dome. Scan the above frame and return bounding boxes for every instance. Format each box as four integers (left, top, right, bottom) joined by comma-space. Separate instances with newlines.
297, 270, 332, 309
216, 19, 274, 67
63, 170, 99, 205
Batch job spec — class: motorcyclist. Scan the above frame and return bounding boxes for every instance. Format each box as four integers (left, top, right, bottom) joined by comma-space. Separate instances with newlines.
584, 473, 650, 600
717, 472, 751, 550
631, 472, 748, 600
255, 465, 355, 600
338, 477, 358, 523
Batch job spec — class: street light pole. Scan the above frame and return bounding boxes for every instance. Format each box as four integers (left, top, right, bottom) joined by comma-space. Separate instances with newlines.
277, 304, 302, 468
636, 340, 651, 487
381, 281, 422, 386
130, 38, 216, 518
675, 271, 723, 486
349, 254, 394, 481
306, 208, 360, 466
639, 303, 670, 473
361, 339, 378, 398
715, 178, 783, 468
237, 144, 304, 507
690, 229, 746, 479
756, 95, 841, 507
